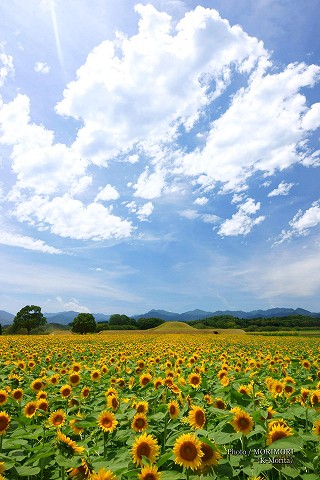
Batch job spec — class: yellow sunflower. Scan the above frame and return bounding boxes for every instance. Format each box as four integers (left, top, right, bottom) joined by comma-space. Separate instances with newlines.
173, 433, 204, 470
31, 378, 43, 392
138, 464, 161, 480
11, 388, 23, 402
81, 386, 90, 399
90, 370, 101, 382
188, 405, 206, 429
97, 411, 118, 433
238, 384, 253, 395
268, 418, 289, 430
188, 373, 201, 388
68, 458, 93, 479
300, 388, 310, 404
139, 373, 152, 387
0, 411, 10, 435
56, 430, 85, 457
38, 399, 49, 412
153, 378, 163, 389
71, 362, 82, 373
168, 400, 180, 419
312, 419, 320, 435
70, 416, 84, 435
49, 409, 66, 427
49, 374, 60, 385
267, 423, 293, 445
134, 400, 149, 414
0, 462, 5, 474
105, 387, 118, 398
272, 381, 284, 397
310, 390, 320, 408
131, 413, 148, 432
24, 401, 38, 418
60, 384, 72, 398
198, 441, 221, 469
131, 432, 160, 466
36, 390, 48, 400
69, 373, 81, 387
91, 468, 117, 480
213, 398, 226, 410
107, 395, 119, 412
0, 391, 8, 406
231, 409, 254, 435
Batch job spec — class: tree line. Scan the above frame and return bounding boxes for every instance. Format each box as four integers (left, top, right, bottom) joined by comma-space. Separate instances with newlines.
1, 306, 320, 335
187, 314, 320, 331
0, 306, 165, 335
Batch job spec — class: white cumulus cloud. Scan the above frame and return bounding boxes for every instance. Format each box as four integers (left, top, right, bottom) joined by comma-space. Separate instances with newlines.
0, 47, 14, 86
13, 194, 133, 240
177, 62, 320, 193
275, 200, 320, 244
268, 181, 295, 197
218, 198, 265, 236
34, 61, 50, 74
55, 4, 266, 164
136, 201, 154, 221
301, 102, 320, 130
194, 197, 208, 206
95, 184, 120, 202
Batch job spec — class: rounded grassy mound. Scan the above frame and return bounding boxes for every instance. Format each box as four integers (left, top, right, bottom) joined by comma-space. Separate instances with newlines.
151, 321, 196, 332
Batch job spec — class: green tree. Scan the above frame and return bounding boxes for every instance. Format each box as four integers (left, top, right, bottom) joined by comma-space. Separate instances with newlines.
137, 317, 164, 330
13, 305, 46, 334
71, 313, 96, 334
108, 314, 136, 326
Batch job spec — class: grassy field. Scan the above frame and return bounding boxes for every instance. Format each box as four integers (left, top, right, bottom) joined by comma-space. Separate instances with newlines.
99, 321, 246, 335
247, 330, 320, 337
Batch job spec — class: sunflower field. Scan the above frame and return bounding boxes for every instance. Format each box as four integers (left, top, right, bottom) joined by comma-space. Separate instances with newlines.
0, 332, 320, 480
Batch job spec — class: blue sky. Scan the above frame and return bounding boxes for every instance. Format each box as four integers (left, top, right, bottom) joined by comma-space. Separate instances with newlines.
0, 0, 320, 315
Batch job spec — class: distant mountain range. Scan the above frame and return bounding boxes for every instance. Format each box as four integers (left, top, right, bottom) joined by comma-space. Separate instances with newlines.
1, 307, 319, 326
131, 307, 320, 321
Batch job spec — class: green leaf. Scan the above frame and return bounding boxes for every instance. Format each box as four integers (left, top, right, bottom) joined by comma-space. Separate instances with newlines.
160, 471, 185, 480
212, 432, 242, 444
266, 435, 304, 450
15, 466, 41, 476
150, 411, 166, 421
215, 460, 234, 477
280, 465, 301, 478
157, 451, 173, 467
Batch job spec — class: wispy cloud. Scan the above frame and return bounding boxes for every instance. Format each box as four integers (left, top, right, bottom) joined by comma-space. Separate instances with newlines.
268, 181, 295, 197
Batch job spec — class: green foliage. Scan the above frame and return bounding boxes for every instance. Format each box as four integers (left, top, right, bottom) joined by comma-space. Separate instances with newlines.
71, 313, 96, 334
96, 321, 110, 331
188, 315, 237, 329
108, 324, 138, 330
12, 305, 46, 334
108, 314, 136, 326
0, 323, 2, 335
136, 317, 165, 330
188, 314, 320, 331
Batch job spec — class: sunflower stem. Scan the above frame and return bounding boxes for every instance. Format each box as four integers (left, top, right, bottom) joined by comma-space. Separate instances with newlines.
186, 467, 190, 480
252, 381, 256, 410
103, 431, 108, 457
0, 435, 2, 453
305, 406, 308, 432
61, 466, 65, 480
161, 413, 169, 454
